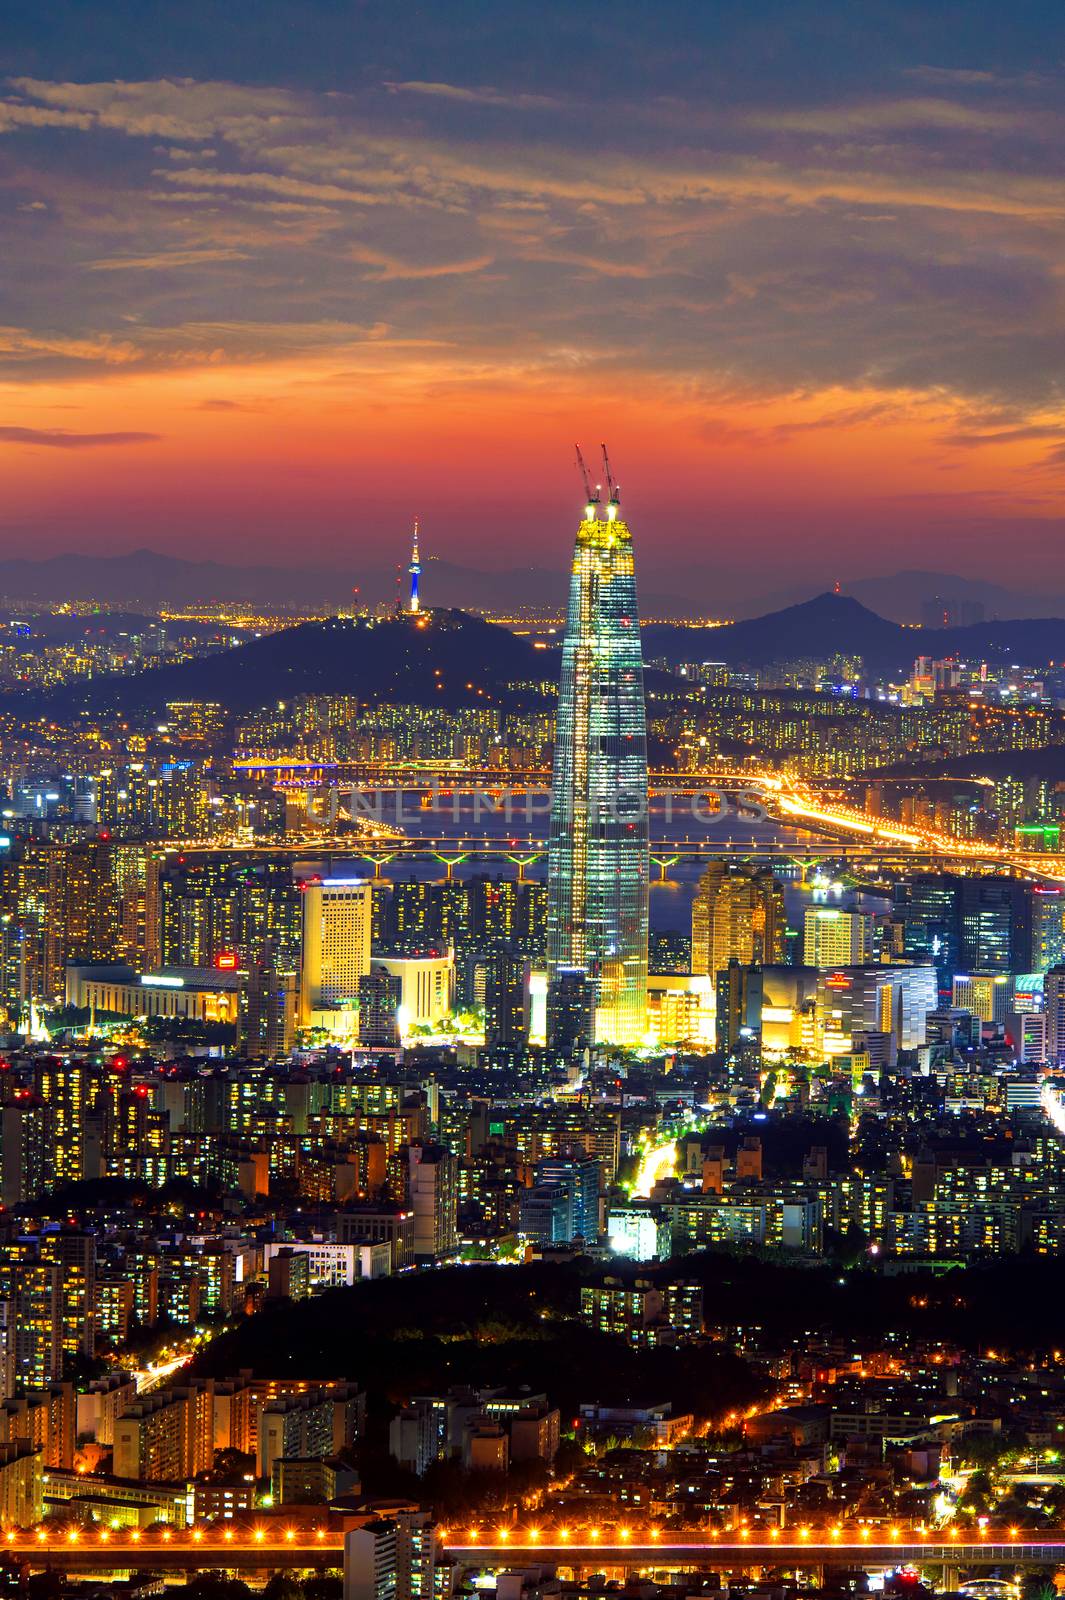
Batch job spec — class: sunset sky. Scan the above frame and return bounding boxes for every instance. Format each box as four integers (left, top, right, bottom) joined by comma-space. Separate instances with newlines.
2, 0, 1065, 605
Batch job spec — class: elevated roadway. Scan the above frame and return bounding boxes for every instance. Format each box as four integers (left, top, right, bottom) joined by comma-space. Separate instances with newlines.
443, 1529, 1065, 1572
4, 1524, 1064, 1575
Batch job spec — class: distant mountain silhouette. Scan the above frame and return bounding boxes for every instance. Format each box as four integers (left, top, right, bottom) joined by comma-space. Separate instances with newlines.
644, 591, 1065, 672
17, 591, 1065, 724
29, 609, 552, 718
0, 547, 696, 617
839, 568, 1063, 623
0, 549, 340, 608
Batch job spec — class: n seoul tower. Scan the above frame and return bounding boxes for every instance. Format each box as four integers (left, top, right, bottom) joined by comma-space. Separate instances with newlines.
408, 518, 422, 614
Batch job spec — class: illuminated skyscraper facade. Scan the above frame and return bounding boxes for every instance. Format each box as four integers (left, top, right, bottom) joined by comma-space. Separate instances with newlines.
547, 473, 649, 1046
691, 861, 787, 979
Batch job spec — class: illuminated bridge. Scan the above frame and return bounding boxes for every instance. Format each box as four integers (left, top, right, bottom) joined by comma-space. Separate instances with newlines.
4, 1524, 1065, 1576
339, 836, 958, 879
161, 832, 1065, 883
200, 762, 1065, 882
444, 1528, 1065, 1572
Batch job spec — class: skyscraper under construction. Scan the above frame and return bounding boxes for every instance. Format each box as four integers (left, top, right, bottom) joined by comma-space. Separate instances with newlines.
547, 449, 649, 1048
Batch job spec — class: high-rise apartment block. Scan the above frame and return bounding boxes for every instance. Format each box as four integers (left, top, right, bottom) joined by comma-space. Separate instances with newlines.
691, 862, 786, 980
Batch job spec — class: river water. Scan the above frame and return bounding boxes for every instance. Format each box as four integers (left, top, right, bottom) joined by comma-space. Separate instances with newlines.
350, 789, 888, 935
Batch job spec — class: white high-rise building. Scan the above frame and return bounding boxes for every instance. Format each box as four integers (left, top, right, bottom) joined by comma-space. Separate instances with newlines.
301, 878, 372, 1024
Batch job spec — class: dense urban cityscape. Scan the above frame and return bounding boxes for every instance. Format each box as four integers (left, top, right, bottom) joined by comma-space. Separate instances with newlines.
5, 6, 1065, 1600
0, 448, 1063, 1600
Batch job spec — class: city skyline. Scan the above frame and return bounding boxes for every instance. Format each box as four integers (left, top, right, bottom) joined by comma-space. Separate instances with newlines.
1, 1, 1064, 593
5, 4, 1065, 1586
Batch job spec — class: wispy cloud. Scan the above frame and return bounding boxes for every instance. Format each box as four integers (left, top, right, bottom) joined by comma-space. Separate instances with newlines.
349, 245, 494, 281
745, 95, 1025, 134
0, 328, 143, 365
0, 425, 160, 447
1, 66, 1065, 434
904, 66, 1000, 87
904, 65, 1045, 90
88, 247, 252, 270
940, 424, 1065, 448
157, 166, 401, 207
384, 80, 558, 110
5, 76, 309, 140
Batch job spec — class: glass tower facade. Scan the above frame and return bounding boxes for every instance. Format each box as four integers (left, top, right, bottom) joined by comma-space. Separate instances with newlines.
547, 489, 649, 1046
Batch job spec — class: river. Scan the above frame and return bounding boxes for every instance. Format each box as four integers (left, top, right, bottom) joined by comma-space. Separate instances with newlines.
346, 788, 889, 935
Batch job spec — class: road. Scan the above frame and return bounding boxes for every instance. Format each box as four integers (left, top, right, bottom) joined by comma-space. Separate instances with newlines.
443, 1530, 1065, 1569
7, 1525, 1065, 1574
632, 1138, 679, 1197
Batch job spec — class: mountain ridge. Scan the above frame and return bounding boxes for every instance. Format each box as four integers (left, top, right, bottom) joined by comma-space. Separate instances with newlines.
643, 591, 1065, 673
25, 609, 551, 719
1, 548, 1059, 623
12, 592, 1065, 724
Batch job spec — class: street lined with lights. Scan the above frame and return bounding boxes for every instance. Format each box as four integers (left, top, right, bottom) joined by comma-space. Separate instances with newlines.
4, 1521, 1065, 1569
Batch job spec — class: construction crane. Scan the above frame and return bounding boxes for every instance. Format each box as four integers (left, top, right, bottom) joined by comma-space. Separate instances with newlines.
575, 444, 600, 514
600, 442, 619, 507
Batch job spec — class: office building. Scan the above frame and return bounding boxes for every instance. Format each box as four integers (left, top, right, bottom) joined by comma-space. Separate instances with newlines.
1044, 965, 1065, 1066
1005, 1009, 1046, 1064
301, 878, 372, 1022
645, 972, 716, 1046
1031, 885, 1065, 972
895, 874, 963, 994
803, 907, 871, 966
534, 1154, 600, 1241
952, 972, 1011, 1026
372, 954, 453, 1032
817, 964, 937, 1063
959, 876, 1032, 975
716, 959, 764, 1057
